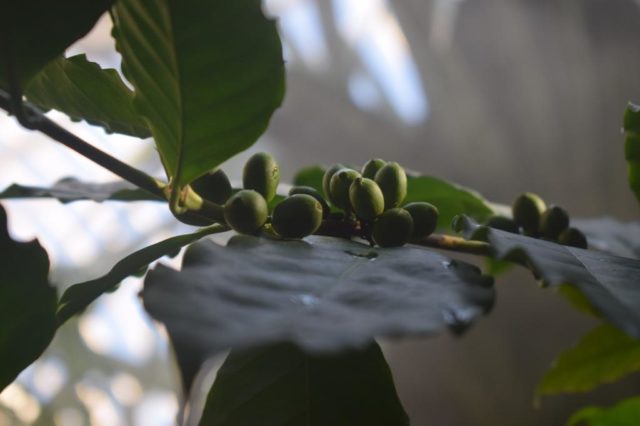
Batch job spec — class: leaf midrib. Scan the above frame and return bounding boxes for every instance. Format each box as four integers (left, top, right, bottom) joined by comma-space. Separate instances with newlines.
163, 1, 186, 185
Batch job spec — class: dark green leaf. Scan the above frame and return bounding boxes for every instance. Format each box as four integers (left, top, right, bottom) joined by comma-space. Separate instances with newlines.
573, 217, 640, 259
199, 342, 408, 426
111, 0, 285, 186
0, 204, 56, 391
143, 235, 494, 388
567, 396, 640, 426
56, 225, 226, 326
0, 1, 112, 88
405, 176, 494, 231
25, 55, 150, 138
454, 215, 640, 339
0, 177, 163, 203
538, 323, 640, 396
624, 103, 640, 203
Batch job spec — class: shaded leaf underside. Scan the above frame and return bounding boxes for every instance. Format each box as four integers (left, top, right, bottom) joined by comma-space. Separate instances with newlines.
0, 204, 56, 391
199, 342, 409, 426
455, 215, 640, 339
0, 177, 162, 203
111, 0, 285, 185
25, 54, 150, 138
143, 234, 494, 388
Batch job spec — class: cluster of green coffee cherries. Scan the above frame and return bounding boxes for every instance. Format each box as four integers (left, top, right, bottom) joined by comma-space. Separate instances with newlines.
484, 193, 588, 249
188, 153, 439, 247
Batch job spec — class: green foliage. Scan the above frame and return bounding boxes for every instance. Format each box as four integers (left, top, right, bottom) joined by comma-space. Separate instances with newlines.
454, 215, 640, 339
0, 0, 112, 88
1, 3, 639, 423
25, 55, 150, 137
538, 323, 640, 396
111, 0, 285, 186
0, 205, 57, 391
567, 396, 640, 426
199, 343, 409, 426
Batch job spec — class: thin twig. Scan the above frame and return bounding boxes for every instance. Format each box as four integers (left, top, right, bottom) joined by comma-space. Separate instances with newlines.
0, 89, 166, 199
415, 234, 493, 256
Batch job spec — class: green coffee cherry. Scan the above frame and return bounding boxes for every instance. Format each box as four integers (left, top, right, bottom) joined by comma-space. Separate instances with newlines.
512, 192, 546, 236
404, 202, 439, 239
348, 177, 385, 220
289, 186, 330, 218
558, 227, 588, 249
374, 162, 407, 210
540, 205, 570, 240
372, 208, 414, 247
224, 190, 268, 234
272, 194, 323, 239
190, 169, 232, 204
322, 163, 345, 206
361, 158, 386, 179
329, 168, 361, 211
242, 152, 280, 202
485, 215, 519, 234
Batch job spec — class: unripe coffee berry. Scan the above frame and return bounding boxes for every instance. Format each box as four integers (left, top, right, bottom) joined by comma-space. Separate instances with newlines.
242, 152, 280, 202
558, 227, 588, 249
289, 186, 330, 218
375, 162, 407, 209
372, 208, 414, 247
361, 158, 386, 180
404, 202, 439, 239
349, 177, 385, 220
224, 190, 268, 234
512, 192, 546, 236
191, 168, 232, 204
272, 194, 323, 239
329, 168, 361, 211
540, 205, 570, 240
322, 164, 345, 206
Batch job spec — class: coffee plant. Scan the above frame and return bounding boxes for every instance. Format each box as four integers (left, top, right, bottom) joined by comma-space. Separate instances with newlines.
1, 1, 639, 425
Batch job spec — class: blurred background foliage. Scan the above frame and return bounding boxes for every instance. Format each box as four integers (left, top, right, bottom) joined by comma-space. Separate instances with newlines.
0, 0, 639, 425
